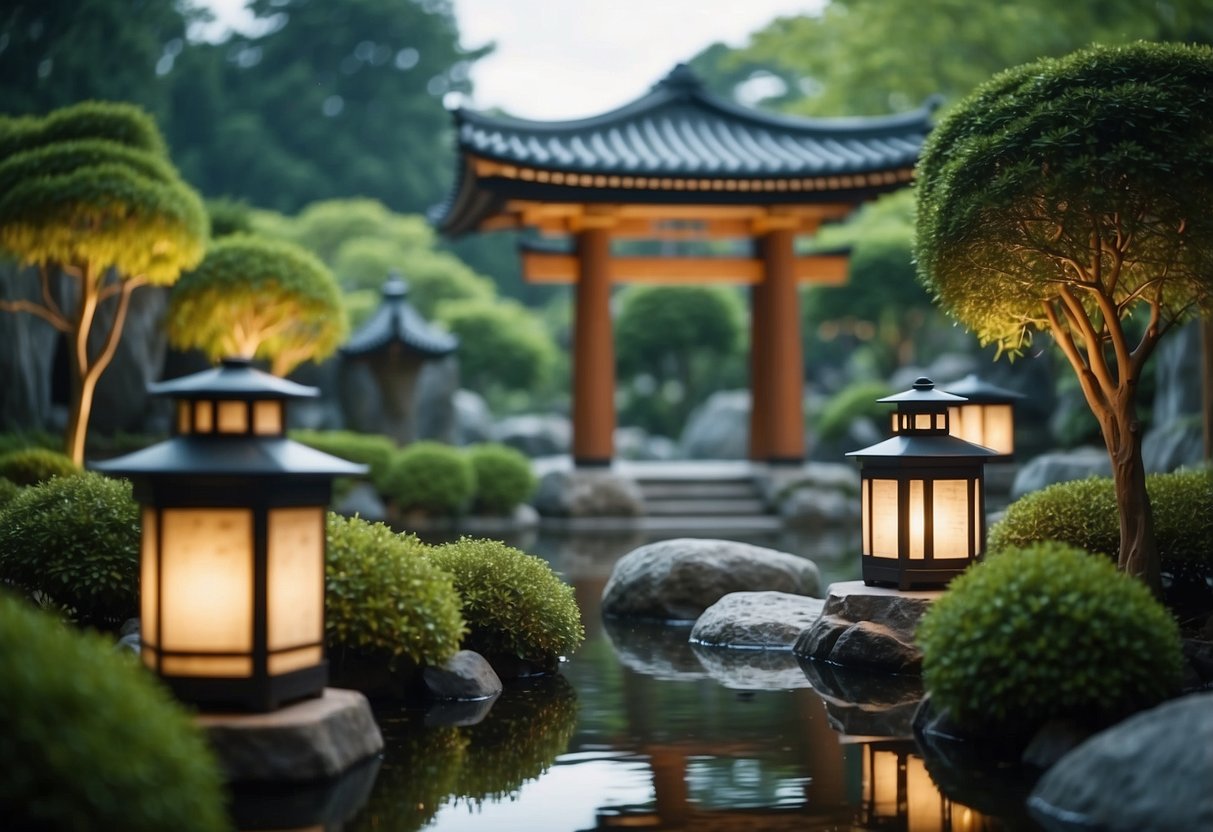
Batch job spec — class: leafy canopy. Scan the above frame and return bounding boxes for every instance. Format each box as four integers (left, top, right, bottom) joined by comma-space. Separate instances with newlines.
916, 42, 1213, 357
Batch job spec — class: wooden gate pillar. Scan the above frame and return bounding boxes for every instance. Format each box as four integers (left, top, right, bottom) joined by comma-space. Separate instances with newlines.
749, 280, 771, 460
759, 226, 806, 463
572, 225, 615, 466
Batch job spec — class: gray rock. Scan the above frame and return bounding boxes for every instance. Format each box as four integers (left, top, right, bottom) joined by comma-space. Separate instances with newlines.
531, 469, 644, 517
1152, 321, 1205, 425
602, 538, 821, 621
1021, 719, 1095, 770
452, 389, 494, 446
422, 650, 503, 701
802, 660, 924, 738
414, 355, 459, 443
115, 633, 140, 656
614, 426, 678, 461
1029, 693, 1213, 832
1011, 446, 1111, 499
287, 359, 345, 431
494, 413, 572, 457
0, 263, 57, 431
690, 644, 814, 690
333, 481, 387, 523
423, 696, 498, 727
1142, 420, 1204, 473
603, 619, 707, 682
690, 591, 825, 650
793, 581, 939, 674
679, 390, 750, 460
778, 486, 861, 527
197, 688, 384, 782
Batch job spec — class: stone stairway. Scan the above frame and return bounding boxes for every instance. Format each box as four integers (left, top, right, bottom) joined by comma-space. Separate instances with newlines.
630, 465, 781, 533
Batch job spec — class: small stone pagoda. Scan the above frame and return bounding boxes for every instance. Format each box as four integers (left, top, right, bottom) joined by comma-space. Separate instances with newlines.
340, 274, 458, 444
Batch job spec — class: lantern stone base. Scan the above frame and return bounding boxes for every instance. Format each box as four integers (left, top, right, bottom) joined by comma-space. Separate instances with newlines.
793, 581, 942, 675
197, 687, 383, 783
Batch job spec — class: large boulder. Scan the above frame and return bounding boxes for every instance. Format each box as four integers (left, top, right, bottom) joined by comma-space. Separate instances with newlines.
531, 469, 644, 518
1152, 321, 1204, 426
422, 650, 502, 701
1011, 446, 1111, 499
601, 538, 821, 621
414, 355, 459, 443
690, 644, 814, 691
1142, 420, 1204, 473
801, 660, 924, 739
690, 591, 825, 650
679, 390, 750, 460
494, 413, 571, 457
793, 581, 938, 674
452, 389, 494, 446
1028, 692, 1213, 832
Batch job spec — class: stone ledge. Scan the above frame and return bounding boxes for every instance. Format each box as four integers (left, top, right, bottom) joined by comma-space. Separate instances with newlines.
197, 687, 383, 783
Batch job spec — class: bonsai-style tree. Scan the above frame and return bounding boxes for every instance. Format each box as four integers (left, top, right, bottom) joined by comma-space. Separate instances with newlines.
916, 42, 1213, 591
166, 235, 347, 376
0, 101, 207, 464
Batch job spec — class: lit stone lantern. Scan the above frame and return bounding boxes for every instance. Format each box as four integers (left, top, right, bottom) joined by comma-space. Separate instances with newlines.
848, 377, 998, 590
942, 373, 1023, 460
94, 358, 366, 711
858, 741, 979, 829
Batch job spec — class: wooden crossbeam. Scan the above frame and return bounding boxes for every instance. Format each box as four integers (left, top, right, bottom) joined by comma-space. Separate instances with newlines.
521, 251, 849, 285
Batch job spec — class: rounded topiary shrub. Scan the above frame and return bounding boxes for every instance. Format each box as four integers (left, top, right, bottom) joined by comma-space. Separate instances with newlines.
467, 443, 537, 515
0, 478, 20, 510
289, 428, 397, 490
0, 592, 229, 831
425, 538, 584, 670
381, 441, 476, 516
817, 380, 894, 442
325, 513, 465, 668
989, 470, 1213, 564
0, 447, 81, 486
0, 472, 139, 629
918, 542, 1182, 736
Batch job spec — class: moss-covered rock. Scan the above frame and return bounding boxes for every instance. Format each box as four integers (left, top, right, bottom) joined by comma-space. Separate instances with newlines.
324, 513, 464, 671
0, 472, 139, 629
989, 469, 1213, 564
425, 538, 584, 671
0, 447, 81, 486
381, 441, 475, 516
0, 592, 230, 831
466, 442, 536, 515
917, 542, 1183, 737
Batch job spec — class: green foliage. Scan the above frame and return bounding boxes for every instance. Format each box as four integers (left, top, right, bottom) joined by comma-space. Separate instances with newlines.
0, 478, 21, 510
166, 234, 347, 376
0, 447, 81, 485
352, 719, 468, 831
990, 470, 1213, 565
0, 593, 229, 832
289, 429, 398, 491
0, 430, 59, 455
918, 542, 1183, 734
324, 513, 464, 668
466, 443, 537, 514
205, 197, 254, 239
0, 472, 140, 629
916, 42, 1213, 358
816, 380, 893, 442
425, 538, 585, 665
381, 442, 476, 516
436, 297, 558, 396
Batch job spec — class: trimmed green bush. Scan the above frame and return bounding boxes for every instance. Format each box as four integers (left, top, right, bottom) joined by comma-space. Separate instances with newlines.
918, 542, 1182, 735
0, 472, 139, 629
0, 447, 81, 485
290, 428, 397, 490
0, 478, 20, 510
325, 513, 464, 668
0, 592, 229, 831
817, 380, 893, 442
467, 442, 537, 514
382, 441, 476, 516
425, 538, 584, 666
0, 430, 59, 455
989, 469, 1213, 564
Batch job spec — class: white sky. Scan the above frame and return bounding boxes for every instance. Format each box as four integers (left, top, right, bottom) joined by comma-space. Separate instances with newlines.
196, 0, 821, 119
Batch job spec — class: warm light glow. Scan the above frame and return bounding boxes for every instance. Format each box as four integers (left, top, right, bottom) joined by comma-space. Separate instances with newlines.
160, 508, 253, 671
932, 479, 972, 558
176, 401, 191, 435
195, 400, 214, 432
267, 507, 324, 653
864, 746, 902, 818
253, 400, 283, 435
269, 646, 324, 675
162, 655, 253, 677
217, 400, 248, 433
141, 508, 159, 667
908, 480, 925, 559
949, 403, 1014, 455
868, 479, 899, 558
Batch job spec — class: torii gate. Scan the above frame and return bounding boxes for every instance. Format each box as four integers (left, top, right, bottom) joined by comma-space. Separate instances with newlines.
436, 64, 933, 467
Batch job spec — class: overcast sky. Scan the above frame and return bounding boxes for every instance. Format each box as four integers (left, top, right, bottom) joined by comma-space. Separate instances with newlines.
198, 0, 820, 119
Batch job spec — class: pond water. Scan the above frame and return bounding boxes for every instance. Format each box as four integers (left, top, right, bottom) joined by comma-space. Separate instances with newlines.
264, 529, 1042, 831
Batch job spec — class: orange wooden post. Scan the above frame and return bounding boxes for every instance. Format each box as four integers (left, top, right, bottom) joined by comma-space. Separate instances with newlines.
761, 227, 806, 463
572, 226, 615, 466
749, 279, 771, 460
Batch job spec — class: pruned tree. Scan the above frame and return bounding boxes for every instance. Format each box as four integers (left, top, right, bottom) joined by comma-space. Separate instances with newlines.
915, 42, 1213, 591
0, 100, 207, 464
165, 235, 347, 377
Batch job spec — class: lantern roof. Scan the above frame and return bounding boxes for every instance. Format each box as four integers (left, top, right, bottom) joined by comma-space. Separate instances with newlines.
341, 275, 459, 358
151, 357, 317, 400
92, 437, 367, 478
846, 433, 1001, 460
435, 63, 939, 235
878, 376, 966, 405
941, 373, 1025, 403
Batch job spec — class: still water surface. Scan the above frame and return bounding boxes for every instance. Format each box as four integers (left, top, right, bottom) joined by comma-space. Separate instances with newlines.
338, 529, 1040, 832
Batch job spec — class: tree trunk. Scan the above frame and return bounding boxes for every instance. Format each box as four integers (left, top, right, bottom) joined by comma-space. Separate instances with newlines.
1102, 396, 1160, 594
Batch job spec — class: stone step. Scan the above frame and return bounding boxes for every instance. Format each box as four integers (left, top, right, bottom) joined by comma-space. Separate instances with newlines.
639, 481, 760, 500
644, 497, 770, 516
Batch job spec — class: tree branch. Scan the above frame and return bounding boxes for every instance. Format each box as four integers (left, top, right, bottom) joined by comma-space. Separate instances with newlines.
1044, 300, 1107, 413
0, 299, 72, 332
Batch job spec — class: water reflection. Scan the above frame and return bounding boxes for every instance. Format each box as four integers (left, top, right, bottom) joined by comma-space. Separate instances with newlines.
336, 530, 1037, 831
